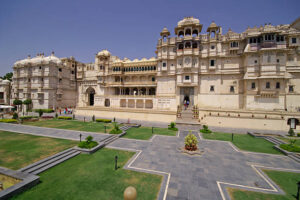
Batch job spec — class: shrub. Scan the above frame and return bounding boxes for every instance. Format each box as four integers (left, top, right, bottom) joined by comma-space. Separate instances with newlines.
200, 125, 212, 133
58, 116, 72, 120
41, 116, 54, 119
280, 143, 300, 153
0, 119, 18, 123
34, 109, 54, 113
92, 115, 95, 122
170, 122, 175, 129
78, 136, 98, 149
288, 128, 295, 137
19, 116, 38, 120
72, 114, 75, 120
86, 136, 93, 143
96, 119, 112, 123
38, 110, 43, 117
110, 122, 122, 134
184, 132, 198, 151
12, 112, 18, 119
297, 133, 300, 137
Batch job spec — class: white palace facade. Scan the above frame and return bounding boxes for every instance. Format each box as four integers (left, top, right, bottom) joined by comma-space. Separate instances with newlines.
12, 17, 300, 131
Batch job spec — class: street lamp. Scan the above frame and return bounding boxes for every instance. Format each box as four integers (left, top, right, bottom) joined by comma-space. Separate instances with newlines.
104, 126, 107, 133
115, 155, 118, 170
297, 181, 300, 200
79, 134, 82, 142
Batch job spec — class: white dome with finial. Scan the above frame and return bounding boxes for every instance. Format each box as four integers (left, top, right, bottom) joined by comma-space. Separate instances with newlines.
97, 50, 111, 57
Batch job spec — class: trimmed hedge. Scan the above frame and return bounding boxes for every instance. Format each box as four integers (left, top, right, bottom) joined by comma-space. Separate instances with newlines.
168, 127, 178, 131
280, 144, 300, 153
96, 119, 112, 123
34, 109, 54, 113
78, 141, 98, 149
109, 129, 122, 134
0, 119, 18, 123
20, 116, 38, 120
200, 125, 212, 133
58, 116, 72, 120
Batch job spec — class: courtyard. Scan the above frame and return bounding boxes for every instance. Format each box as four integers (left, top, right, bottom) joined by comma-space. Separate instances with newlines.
0, 122, 300, 200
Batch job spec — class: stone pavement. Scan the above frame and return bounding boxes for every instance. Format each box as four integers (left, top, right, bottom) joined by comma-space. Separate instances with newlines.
0, 123, 110, 142
107, 125, 300, 200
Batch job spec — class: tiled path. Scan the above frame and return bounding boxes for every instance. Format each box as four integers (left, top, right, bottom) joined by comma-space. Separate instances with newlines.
107, 125, 300, 200
1, 123, 299, 199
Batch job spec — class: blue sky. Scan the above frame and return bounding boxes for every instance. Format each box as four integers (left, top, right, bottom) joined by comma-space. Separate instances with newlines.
0, 0, 299, 75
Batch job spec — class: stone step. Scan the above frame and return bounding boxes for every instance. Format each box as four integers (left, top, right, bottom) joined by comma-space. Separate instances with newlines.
104, 135, 119, 145
31, 151, 80, 175
19, 148, 75, 172
265, 136, 285, 145
23, 149, 79, 174
288, 154, 300, 163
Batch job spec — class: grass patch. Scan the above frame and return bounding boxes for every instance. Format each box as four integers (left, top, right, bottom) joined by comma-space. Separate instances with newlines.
124, 126, 177, 140
228, 169, 300, 200
280, 144, 300, 153
275, 136, 300, 146
0, 131, 77, 170
202, 132, 282, 155
23, 119, 115, 133
0, 119, 18, 123
11, 148, 162, 200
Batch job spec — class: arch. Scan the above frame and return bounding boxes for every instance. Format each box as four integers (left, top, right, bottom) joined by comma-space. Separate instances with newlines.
149, 87, 156, 95
192, 42, 198, 48
185, 29, 191, 36
115, 76, 120, 82
178, 44, 184, 50
185, 42, 191, 48
104, 99, 110, 107
154, 66, 156, 70
178, 31, 184, 38
115, 88, 120, 95
163, 36, 167, 42
86, 87, 95, 106
141, 87, 146, 95
192, 29, 198, 37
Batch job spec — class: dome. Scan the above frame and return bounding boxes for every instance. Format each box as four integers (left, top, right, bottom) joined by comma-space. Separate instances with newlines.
160, 27, 170, 36
207, 21, 219, 32
97, 50, 111, 57
2, 80, 10, 84
14, 53, 62, 66
178, 17, 200, 26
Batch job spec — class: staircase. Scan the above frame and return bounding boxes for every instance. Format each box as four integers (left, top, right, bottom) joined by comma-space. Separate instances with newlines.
19, 148, 80, 175
264, 136, 287, 145
175, 108, 200, 125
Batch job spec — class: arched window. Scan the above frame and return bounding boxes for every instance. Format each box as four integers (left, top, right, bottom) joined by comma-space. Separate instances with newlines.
151, 66, 153, 70
154, 66, 156, 70
134, 67, 137, 71
192, 42, 198, 48
178, 31, 184, 38
192, 30, 198, 37
142, 67, 144, 71
178, 44, 184, 50
185, 29, 191, 36
185, 42, 191, 48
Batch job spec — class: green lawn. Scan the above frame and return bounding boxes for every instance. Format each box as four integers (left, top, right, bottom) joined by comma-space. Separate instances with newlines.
124, 126, 177, 140
202, 132, 282, 155
23, 119, 115, 133
11, 148, 162, 200
275, 136, 300, 145
228, 170, 300, 200
0, 131, 77, 170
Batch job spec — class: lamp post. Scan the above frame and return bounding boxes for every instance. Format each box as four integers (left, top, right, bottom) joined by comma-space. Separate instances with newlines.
79, 134, 82, 142
115, 155, 118, 170
297, 181, 300, 200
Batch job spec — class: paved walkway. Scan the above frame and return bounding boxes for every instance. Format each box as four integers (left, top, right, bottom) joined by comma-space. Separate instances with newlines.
0, 123, 110, 142
107, 125, 300, 200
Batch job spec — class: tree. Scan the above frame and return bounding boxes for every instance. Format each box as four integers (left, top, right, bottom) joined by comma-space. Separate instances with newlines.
1, 72, 13, 81
13, 99, 22, 113
23, 99, 32, 115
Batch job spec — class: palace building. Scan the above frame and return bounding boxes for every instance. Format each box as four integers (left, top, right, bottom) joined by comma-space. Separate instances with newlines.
11, 17, 300, 131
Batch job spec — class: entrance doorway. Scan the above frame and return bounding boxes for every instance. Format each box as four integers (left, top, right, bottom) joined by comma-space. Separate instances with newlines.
180, 87, 194, 108
86, 87, 95, 106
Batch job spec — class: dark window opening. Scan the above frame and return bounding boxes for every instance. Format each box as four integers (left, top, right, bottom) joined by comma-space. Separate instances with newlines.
210, 85, 215, 92
162, 63, 167, 67
292, 38, 297, 44
210, 60, 215, 66
276, 82, 280, 89
185, 76, 190, 80
251, 82, 256, 89
289, 85, 294, 92
59, 68, 62, 72
230, 86, 234, 93
185, 42, 191, 48
266, 82, 270, 89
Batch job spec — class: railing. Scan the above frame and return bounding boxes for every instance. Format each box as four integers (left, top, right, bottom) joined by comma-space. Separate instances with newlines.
108, 95, 156, 99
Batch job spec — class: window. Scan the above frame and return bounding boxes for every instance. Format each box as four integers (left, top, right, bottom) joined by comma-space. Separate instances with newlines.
162, 62, 167, 67
289, 85, 294, 92
210, 60, 215, 66
254, 60, 258, 64
266, 82, 270, 89
185, 76, 190, 80
230, 42, 239, 48
59, 68, 62, 72
210, 85, 214, 92
292, 38, 297, 44
251, 82, 256, 89
277, 59, 280, 63
28, 78, 31, 82
39, 66, 42, 70
276, 82, 280, 89
71, 71, 74, 74
41, 78, 44, 82
59, 78, 62, 83
0, 92, 3, 99
152, 77, 155, 82
211, 45, 215, 50
230, 86, 234, 93
267, 55, 271, 63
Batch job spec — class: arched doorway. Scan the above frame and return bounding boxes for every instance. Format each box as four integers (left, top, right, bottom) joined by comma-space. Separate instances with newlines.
105, 99, 110, 107
86, 87, 95, 106
184, 95, 190, 103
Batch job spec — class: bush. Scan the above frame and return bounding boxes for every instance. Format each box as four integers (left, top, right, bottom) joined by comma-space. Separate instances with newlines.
0, 119, 18, 123
34, 109, 54, 113
288, 128, 295, 137
58, 116, 72, 120
78, 135, 98, 149
12, 112, 18, 119
110, 122, 122, 134
170, 122, 175, 129
280, 143, 300, 153
200, 125, 212, 133
184, 132, 198, 151
41, 116, 54, 119
168, 122, 178, 131
19, 116, 38, 120
55, 113, 58, 118
297, 133, 300, 137
96, 119, 112, 123
38, 110, 43, 117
